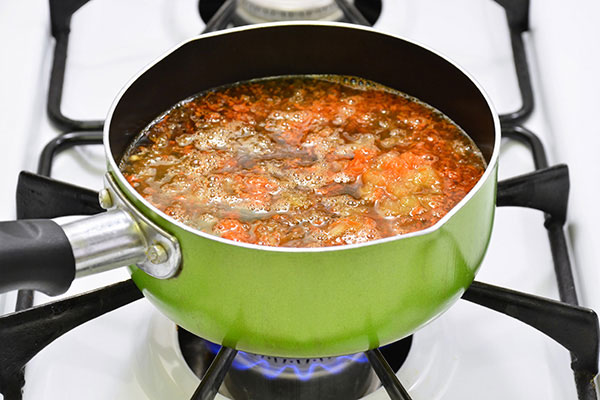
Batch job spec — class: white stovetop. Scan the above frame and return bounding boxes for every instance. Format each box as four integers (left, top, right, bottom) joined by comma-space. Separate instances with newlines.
0, 0, 598, 399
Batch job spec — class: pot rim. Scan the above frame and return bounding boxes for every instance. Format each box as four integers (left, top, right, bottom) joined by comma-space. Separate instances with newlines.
103, 21, 501, 254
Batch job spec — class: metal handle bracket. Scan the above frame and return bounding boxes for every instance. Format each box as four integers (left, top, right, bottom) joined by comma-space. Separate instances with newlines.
102, 173, 182, 279
61, 173, 181, 279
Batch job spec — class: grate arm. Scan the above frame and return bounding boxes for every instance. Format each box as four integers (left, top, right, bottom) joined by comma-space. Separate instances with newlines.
366, 348, 413, 400
0, 280, 143, 396
190, 346, 238, 400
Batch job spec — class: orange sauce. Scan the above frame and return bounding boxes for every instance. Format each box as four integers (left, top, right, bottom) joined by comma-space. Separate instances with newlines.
120, 76, 485, 247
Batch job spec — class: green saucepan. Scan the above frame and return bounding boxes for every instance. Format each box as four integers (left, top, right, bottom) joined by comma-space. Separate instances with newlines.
0, 22, 499, 358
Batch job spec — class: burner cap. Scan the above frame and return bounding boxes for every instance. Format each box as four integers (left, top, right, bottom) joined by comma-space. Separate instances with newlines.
236, 0, 344, 24
199, 0, 382, 26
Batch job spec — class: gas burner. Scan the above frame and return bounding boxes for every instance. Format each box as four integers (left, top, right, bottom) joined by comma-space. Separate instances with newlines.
178, 328, 412, 399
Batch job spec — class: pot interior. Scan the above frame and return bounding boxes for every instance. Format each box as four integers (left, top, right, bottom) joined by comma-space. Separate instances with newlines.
107, 23, 497, 167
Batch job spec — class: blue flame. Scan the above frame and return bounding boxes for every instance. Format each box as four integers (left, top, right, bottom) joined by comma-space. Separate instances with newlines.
205, 342, 368, 381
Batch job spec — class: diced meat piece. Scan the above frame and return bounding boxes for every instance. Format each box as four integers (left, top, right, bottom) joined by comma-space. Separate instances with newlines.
214, 219, 251, 242
325, 216, 382, 245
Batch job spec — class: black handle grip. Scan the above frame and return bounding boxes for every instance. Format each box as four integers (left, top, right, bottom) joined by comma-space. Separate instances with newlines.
0, 219, 75, 296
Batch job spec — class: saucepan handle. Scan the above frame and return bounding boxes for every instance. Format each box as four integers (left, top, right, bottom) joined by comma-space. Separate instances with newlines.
0, 173, 182, 296
0, 219, 76, 296
0, 210, 148, 296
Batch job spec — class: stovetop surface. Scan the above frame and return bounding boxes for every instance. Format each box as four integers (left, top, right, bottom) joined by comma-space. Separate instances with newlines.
0, 0, 599, 399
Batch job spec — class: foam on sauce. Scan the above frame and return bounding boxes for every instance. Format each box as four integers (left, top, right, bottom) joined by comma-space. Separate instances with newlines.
120, 76, 486, 247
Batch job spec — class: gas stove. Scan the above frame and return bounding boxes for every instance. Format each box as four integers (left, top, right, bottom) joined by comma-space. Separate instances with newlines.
0, 1, 599, 399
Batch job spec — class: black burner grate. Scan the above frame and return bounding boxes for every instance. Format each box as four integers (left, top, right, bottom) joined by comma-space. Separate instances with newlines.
0, 1, 598, 400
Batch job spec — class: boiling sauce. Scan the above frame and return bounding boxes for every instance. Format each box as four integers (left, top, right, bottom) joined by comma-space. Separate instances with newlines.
120, 76, 486, 247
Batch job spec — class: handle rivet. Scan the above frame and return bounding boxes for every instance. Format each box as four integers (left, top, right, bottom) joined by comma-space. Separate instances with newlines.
147, 244, 169, 264
98, 189, 113, 209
